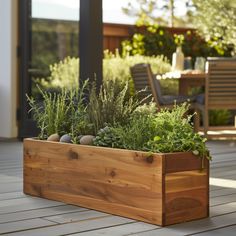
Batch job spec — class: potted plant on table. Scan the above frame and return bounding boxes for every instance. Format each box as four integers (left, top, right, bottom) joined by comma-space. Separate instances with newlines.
24, 80, 211, 226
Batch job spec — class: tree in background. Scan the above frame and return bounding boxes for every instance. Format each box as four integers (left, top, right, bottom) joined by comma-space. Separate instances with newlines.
123, 0, 165, 26
163, 0, 174, 27
122, 0, 192, 27
191, 0, 236, 54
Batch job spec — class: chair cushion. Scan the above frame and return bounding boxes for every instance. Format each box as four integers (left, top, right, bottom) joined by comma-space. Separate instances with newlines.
196, 94, 205, 104
159, 95, 196, 105
153, 77, 197, 105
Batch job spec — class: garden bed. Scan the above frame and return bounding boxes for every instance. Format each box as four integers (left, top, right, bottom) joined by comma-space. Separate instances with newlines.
23, 138, 209, 226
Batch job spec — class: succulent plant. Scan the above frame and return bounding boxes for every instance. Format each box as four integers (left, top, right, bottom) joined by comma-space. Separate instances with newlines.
93, 126, 121, 148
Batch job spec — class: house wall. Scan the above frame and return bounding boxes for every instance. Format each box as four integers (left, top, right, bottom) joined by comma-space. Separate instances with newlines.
0, 0, 18, 138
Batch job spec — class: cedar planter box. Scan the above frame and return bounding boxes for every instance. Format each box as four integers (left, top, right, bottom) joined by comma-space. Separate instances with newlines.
23, 138, 209, 226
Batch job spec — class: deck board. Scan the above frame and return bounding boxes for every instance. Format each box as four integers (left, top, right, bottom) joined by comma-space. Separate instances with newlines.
128, 211, 236, 235
191, 225, 236, 236
0, 140, 236, 235
0, 218, 56, 234
0, 192, 25, 201
2, 216, 134, 236
0, 205, 87, 224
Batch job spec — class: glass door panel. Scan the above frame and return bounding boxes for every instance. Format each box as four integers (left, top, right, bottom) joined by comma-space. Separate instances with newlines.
19, 0, 79, 137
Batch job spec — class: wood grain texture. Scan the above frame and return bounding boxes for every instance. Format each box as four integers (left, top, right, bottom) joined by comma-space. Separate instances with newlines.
164, 152, 208, 173
24, 139, 164, 225
23, 138, 209, 226
165, 170, 209, 225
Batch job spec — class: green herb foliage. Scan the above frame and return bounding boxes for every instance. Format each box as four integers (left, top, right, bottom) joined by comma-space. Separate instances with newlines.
28, 81, 211, 162
27, 87, 70, 139
27, 82, 92, 141
93, 102, 211, 161
93, 126, 121, 148
87, 79, 144, 134
146, 104, 210, 160
111, 114, 156, 151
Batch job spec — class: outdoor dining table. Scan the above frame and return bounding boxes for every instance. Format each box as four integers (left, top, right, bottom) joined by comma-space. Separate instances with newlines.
157, 70, 206, 95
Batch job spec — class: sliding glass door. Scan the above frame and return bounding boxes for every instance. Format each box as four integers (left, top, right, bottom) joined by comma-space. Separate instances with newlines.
18, 0, 80, 137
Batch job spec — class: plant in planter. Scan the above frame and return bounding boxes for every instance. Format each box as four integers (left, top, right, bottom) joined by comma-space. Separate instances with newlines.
27, 81, 93, 142
24, 81, 211, 226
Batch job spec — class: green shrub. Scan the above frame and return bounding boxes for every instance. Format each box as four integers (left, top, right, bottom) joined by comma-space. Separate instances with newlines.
103, 49, 171, 78
36, 57, 79, 89
209, 109, 231, 126
103, 50, 171, 94
36, 52, 171, 95
122, 24, 232, 61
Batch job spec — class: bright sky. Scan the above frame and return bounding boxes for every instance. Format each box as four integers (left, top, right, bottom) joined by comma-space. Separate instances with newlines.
32, 0, 187, 24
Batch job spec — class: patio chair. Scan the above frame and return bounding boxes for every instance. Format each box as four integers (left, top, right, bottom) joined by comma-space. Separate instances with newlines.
195, 58, 236, 137
130, 63, 196, 109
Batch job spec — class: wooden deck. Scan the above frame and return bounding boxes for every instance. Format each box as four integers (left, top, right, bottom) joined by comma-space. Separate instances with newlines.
0, 140, 236, 235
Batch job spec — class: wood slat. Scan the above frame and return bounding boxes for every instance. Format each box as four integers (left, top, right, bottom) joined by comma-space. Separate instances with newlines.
2, 216, 134, 236
43, 210, 108, 224
164, 152, 208, 173
0, 218, 56, 234
130, 63, 160, 106
199, 60, 236, 136
72, 222, 159, 236
166, 170, 208, 193
210, 202, 236, 217
0, 182, 23, 194
0, 191, 25, 201
133, 212, 236, 236
210, 193, 236, 206
0, 197, 64, 214
209, 73, 236, 77
209, 61, 236, 69
209, 91, 236, 95
0, 205, 87, 224
192, 224, 236, 236
210, 188, 236, 197
209, 86, 236, 91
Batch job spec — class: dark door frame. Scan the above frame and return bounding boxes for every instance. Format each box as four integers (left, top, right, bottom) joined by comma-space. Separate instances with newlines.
18, 0, 39, 138
79, 0, 103, 89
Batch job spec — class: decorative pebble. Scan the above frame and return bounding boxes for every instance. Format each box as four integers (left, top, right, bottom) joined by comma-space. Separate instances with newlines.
47, 133, 60, 142
80, 135, 95, 145
77, 135, 84, 141
60, 134, 72, 143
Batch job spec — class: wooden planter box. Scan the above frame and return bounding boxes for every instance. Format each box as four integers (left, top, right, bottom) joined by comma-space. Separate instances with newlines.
23, 138, 209, 226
